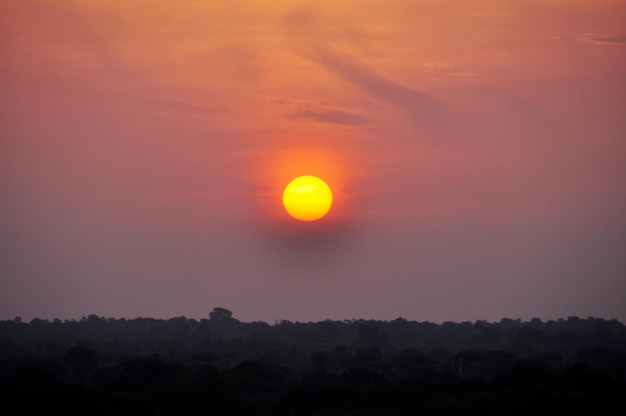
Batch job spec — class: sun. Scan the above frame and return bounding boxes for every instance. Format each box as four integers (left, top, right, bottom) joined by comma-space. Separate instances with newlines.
282, 175, 333, 221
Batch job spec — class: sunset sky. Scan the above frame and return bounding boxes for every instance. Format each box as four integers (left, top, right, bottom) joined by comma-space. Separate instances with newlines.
1, 0, 625, 324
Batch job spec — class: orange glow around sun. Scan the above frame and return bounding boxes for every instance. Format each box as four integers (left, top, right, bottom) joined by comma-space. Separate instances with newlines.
253, 143, 353, 223
282, 175, 333, 221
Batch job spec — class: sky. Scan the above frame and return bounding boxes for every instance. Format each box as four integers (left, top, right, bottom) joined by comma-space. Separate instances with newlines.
1, 0, 625, 324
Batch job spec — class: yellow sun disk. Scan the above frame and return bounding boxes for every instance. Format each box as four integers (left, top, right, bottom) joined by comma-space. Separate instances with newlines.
282, 176, 333, 221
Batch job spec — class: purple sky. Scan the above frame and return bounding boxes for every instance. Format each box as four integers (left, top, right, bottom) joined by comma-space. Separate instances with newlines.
1, 0, 625, 323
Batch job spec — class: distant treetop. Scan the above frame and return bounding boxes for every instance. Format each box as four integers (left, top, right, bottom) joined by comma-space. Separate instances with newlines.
209, 307, 235, 321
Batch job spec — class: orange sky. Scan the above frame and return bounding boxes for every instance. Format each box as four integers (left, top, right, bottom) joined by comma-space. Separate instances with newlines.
1, 0, 625, 323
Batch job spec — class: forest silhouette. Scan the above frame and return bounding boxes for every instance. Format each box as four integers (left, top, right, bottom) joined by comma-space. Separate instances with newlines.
1, 310, 624, 415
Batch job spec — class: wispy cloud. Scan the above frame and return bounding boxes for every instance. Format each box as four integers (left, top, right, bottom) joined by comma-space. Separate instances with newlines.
580, 34, 626, 45
309, 45, 448, 138
158, 99, 230, 114
280, 4, 449, 140
288, 106, 369, 126
420, 61, 474, 79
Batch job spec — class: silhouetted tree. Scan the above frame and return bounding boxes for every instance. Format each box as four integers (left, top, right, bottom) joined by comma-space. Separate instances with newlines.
209, 307, 234, 321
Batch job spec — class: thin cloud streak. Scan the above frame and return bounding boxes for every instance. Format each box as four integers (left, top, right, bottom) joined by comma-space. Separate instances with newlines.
157, 99, 231, 115
288, 107, 369, 126
580, 33, 626, 45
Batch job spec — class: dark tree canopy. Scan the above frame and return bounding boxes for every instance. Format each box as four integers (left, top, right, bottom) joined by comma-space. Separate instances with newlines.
209, 307, 234, 321
1, 314, 625, 415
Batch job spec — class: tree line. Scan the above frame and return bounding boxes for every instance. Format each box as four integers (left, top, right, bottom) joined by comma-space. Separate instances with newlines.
1, 310, 624, 414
